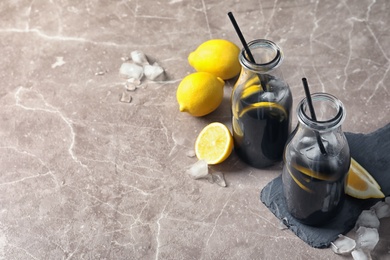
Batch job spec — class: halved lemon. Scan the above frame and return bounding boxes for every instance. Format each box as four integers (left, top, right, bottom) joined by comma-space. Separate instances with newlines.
195, 122, 233, 165
346, 158, 385, 199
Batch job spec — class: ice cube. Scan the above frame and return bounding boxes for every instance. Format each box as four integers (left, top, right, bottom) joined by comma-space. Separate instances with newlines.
278, 218, 288, 230
371, 201, 390, 219
351, 248, 370, 260
119, 62, 143, 80
119, 91, 132, 103
206, 174, 214, 183
130, 50, 149, 65
144, 63, 165, 81
301, 144, 321, 159
322, 133, 337, 152
261, 91, 275, 101
185, 160, 208, 179
185, 150, 196, 158
331, 234, 356, 255
211, 172, 227, 187
125, 78, 141, 91
355, 209, 380, 229
356, 226, 379, 252
125, 83, 137, 91
300, 136, 312, 145
385, 196, 390, 205
268, 78, 286, 90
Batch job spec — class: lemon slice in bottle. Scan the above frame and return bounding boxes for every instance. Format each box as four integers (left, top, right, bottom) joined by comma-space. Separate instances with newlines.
241, 84, 263, 99
238, 101, 287, 120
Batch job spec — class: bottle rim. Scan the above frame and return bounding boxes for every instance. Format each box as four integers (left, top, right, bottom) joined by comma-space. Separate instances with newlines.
297, 93, 346, 132
239, 39, 284, 72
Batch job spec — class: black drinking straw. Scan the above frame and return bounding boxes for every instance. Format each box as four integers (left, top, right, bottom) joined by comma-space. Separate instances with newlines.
228, 12, 256, 63
228, 12, 267, 91
302, 78, 327, 155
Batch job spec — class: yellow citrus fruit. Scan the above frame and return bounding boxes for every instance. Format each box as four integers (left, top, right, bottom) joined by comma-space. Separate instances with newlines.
195, 122, 233, 165
176, 72, 225, 117
238, 101, 288, 119
346, 158, 385, 199
241, 84, 263, 99
188, 39, 241, 80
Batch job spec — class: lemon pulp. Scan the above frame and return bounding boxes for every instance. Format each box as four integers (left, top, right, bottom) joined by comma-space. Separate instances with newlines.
195, 122, 233, 165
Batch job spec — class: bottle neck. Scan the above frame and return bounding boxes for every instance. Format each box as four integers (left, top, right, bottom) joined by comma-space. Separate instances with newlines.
239, 39, 284, 73
297, 93, 346, 132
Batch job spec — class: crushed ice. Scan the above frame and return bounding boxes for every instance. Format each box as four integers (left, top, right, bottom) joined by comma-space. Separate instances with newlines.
125, 78, 141, 91
356, 227, 379, 252
185, 150, 196, 158
130, 50, 149, 65
351, 248, 370, 260
119, 62, 144, 80
144, 62, 164, 81
118, 50, 166, 103
331, 196, 390, 259
185, 160, 227, 187
371, 201, 390, 219
185, 160, 208, 180
119, 91, 132, 103
211, 171, 227, 187
331, 234, 356, 255
119, 50, 165, 82
355, 209, 380, 229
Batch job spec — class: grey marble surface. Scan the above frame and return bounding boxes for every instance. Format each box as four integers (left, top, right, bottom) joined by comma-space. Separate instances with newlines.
0, 0, 389, 259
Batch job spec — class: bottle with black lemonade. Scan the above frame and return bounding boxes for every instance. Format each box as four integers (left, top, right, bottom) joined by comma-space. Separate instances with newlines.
231, 39, 292, 169
282, 93, 350, 226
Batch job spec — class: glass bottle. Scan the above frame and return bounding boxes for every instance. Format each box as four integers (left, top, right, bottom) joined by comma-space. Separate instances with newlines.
282, 93, 350, 226
231, 39, 292, 169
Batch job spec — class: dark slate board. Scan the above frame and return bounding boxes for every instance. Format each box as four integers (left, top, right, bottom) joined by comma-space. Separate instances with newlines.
260, 123, 390, 248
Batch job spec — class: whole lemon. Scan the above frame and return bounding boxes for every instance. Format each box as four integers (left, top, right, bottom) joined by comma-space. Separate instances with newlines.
177, 72, 225, 117
188, 39, 241, 80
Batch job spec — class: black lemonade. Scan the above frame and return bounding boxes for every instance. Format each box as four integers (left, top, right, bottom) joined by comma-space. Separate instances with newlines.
282, 93, 350, 226
231, 39, 292, 169
282, 144, 350, 226
232, 78, 292, 168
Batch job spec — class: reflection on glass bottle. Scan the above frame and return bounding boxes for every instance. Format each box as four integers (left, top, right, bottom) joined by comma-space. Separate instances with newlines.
282, 93, 350, 226
231, 39, 292, 169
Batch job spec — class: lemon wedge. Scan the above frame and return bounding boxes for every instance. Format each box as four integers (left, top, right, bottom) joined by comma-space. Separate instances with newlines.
195, 122, 233, 165
346, 158, 385, 199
